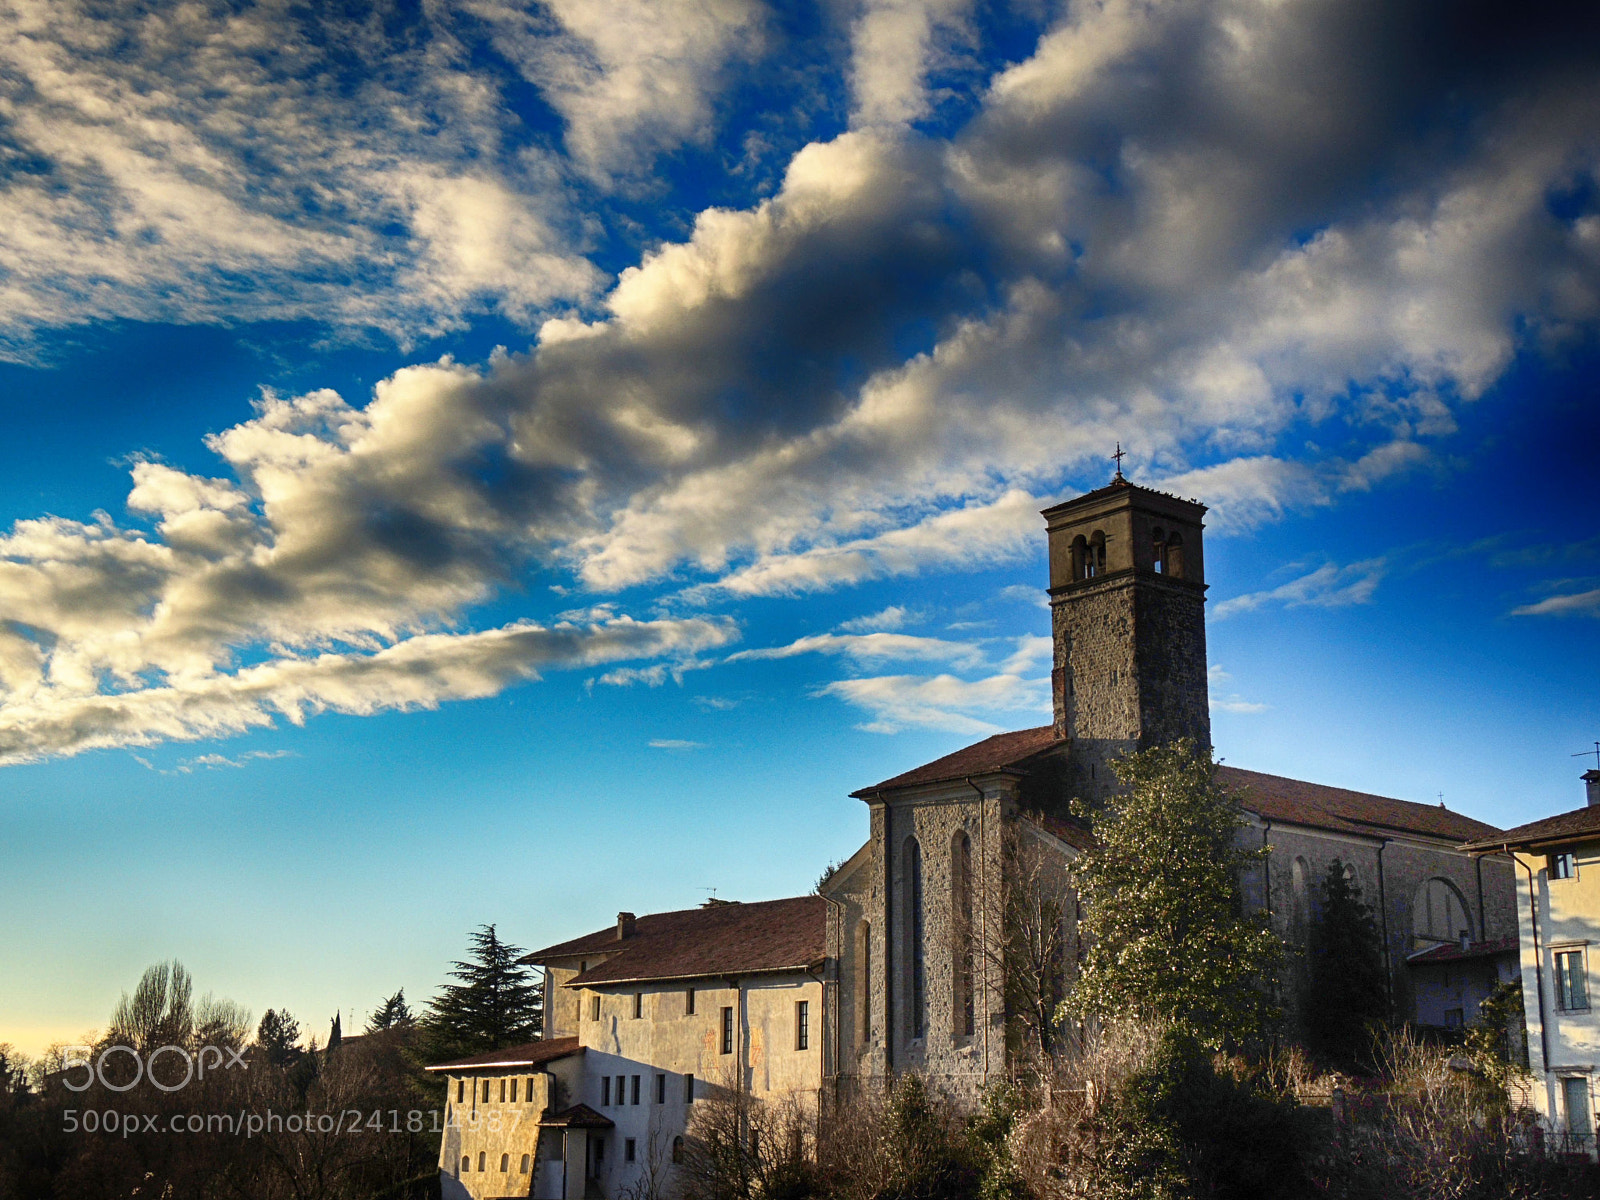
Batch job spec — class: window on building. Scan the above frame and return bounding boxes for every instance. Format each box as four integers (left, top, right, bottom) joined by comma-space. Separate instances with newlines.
520, 1154, 531, 1173
1552, 852, 1578, 880
616, 1074, 626, 1104
527, 1076, 536, 1101
855, 919, 872, 1046
905, 835, 926, 1038
625, 1139, 636, 1163
672, 1136, 685, 1164
631, 1075, 641, 1105
1556, 949, 1590, 1011
655, 1073, 666, 1103
795, 1000, 810, 1050
592, 994, 602, 1021
633, 992, 643, 1019
1564, 1077, 1593, 1145
721, 1006, 734, 1054
1151, 526, 1165, 573
457, 1080, 464, 1102
685, 1073, 695, 1103
686, 987, 696, 1015
499, 1079, 506, 1102
483, 1080, 492, 1103
602, 1077, 611, 1106
478, 1153, 486, 1172
952, 830, 975, 1037
594, 1138, 605, 1167
501, 1153, 510, 1171
510, 1078, 517, 1103
1165, 531, 1184, 578
1070, 534, 1088, 582
461, 1155, 470, 1174
1088, 530, 1106, 577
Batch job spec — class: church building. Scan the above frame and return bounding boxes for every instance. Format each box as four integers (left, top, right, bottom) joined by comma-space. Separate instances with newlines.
433, 471, 1519, 1199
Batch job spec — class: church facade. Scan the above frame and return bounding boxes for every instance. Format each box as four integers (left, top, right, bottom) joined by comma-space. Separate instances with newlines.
434, 473, 1520, 1197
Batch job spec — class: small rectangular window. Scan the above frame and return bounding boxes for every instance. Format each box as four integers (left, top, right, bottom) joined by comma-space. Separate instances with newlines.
631, 1075, 640, 1105
625, 1138, 636, 1163
1556, 949, 1589, 1011
1551, 852, 1578, 880
655, 1073, 666, 1104
686, 987, 696, 1015
602, 1077, 611, 1106
484, 1080, 492, 1103
510, 1078, 517, 1103
499, 1079, 506, 1102
721, 1006, 734, 1054
457, 1080, 464, 1102
633, 992, 643, 1019
685, 1072, 695, 1103
616, 1074, 626, 1103
795, 1000, 810, 1051
591, 995, 601, 1021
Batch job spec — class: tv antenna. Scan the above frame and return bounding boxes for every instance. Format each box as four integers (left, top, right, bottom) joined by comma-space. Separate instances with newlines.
1573, 741, 1600, 770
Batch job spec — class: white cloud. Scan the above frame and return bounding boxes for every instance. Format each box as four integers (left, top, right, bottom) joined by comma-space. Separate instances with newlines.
1511, 588, 1600, 618
648, 738, 706, 750
0, 1, 602, 359
849, 0, 974, 128
836, 605, 918, 633
1214, 560, 1387, 620
727, 632, 984, 669
464, 0, 766, 183
818, 671, 1049, 734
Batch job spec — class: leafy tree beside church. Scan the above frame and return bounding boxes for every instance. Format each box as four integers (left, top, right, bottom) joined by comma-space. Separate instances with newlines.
1065, 740, 1282, 1049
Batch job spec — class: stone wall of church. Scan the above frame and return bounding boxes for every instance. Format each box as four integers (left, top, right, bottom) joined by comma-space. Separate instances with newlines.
1241, 822, 1517, 1031
853, 785, 1011, 1094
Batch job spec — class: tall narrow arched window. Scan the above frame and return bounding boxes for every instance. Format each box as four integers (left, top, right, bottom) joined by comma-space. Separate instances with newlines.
1290, 857, 1310, 946
952, 831, 974, 1037
855, 919, 872, 1046
904, 836, 925, 1039
1088, 530, 1106, 577
1152, 526, 1166, 574
1165, 532, 1184, 579
1070, 534, 1088, 582
501, 1153, 510, 1172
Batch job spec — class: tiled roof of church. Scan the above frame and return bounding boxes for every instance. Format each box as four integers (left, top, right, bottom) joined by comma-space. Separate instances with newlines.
1219, 767, 1501, 843
852, 725, 1064, 794
425, 1036, 581, 1072
1405, 936, 1518, 966
1460, 803, 1600, 852
847, 726, 1498, 842
526, 895, 826, 986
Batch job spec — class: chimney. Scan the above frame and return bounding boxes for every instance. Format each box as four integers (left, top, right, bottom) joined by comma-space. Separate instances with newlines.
617, 911, 637, 940
1585, 769, 1600, 808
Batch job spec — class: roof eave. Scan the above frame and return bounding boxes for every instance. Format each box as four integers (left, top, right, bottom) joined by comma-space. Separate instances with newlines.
565, 959, 827, 989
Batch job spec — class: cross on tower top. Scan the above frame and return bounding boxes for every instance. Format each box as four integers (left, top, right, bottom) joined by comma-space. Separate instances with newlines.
1111, 442, 1126, 480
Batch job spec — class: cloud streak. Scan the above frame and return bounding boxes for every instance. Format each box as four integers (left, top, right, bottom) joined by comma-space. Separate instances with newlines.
1214, 560, 1387, 620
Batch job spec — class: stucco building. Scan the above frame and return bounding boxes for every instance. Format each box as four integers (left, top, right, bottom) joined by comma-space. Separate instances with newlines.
1466, 769, 1600, 1157
434, 899, 828, 1200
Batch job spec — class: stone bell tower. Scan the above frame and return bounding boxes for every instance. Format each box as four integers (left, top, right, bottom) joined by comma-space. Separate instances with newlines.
1042, 466, 1210, 798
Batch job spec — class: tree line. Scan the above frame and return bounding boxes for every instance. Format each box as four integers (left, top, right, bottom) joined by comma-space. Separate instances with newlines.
0, 925, 547, 1200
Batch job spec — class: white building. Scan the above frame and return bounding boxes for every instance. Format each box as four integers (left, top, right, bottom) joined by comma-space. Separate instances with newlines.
1466, 768, 1600, 1158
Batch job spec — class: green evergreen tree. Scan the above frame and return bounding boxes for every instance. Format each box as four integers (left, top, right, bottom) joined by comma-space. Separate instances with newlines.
256, 1008, 303, 1066
1065, 740, 1282, 1049
367, 988, 415, 1032
424, 925, 543, 1059
1303, 859, 1389, 1069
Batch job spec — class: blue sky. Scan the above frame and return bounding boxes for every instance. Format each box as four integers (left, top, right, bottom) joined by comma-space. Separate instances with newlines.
1, 0, 1598, 1057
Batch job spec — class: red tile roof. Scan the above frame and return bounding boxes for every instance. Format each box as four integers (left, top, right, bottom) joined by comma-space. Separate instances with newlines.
527, 896, 826, 986
1462, 803, 1600, 852
1405, 936, 1519, 966
1021, 809, 1094, 850
847, 726, 1500, 844
425, 1036, 582, 1072
853, 725, 1064, 794
1218, 766, 1501, 843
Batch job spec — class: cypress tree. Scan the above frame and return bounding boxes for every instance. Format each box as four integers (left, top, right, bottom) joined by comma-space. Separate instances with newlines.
1304, 859, 1389, 1069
